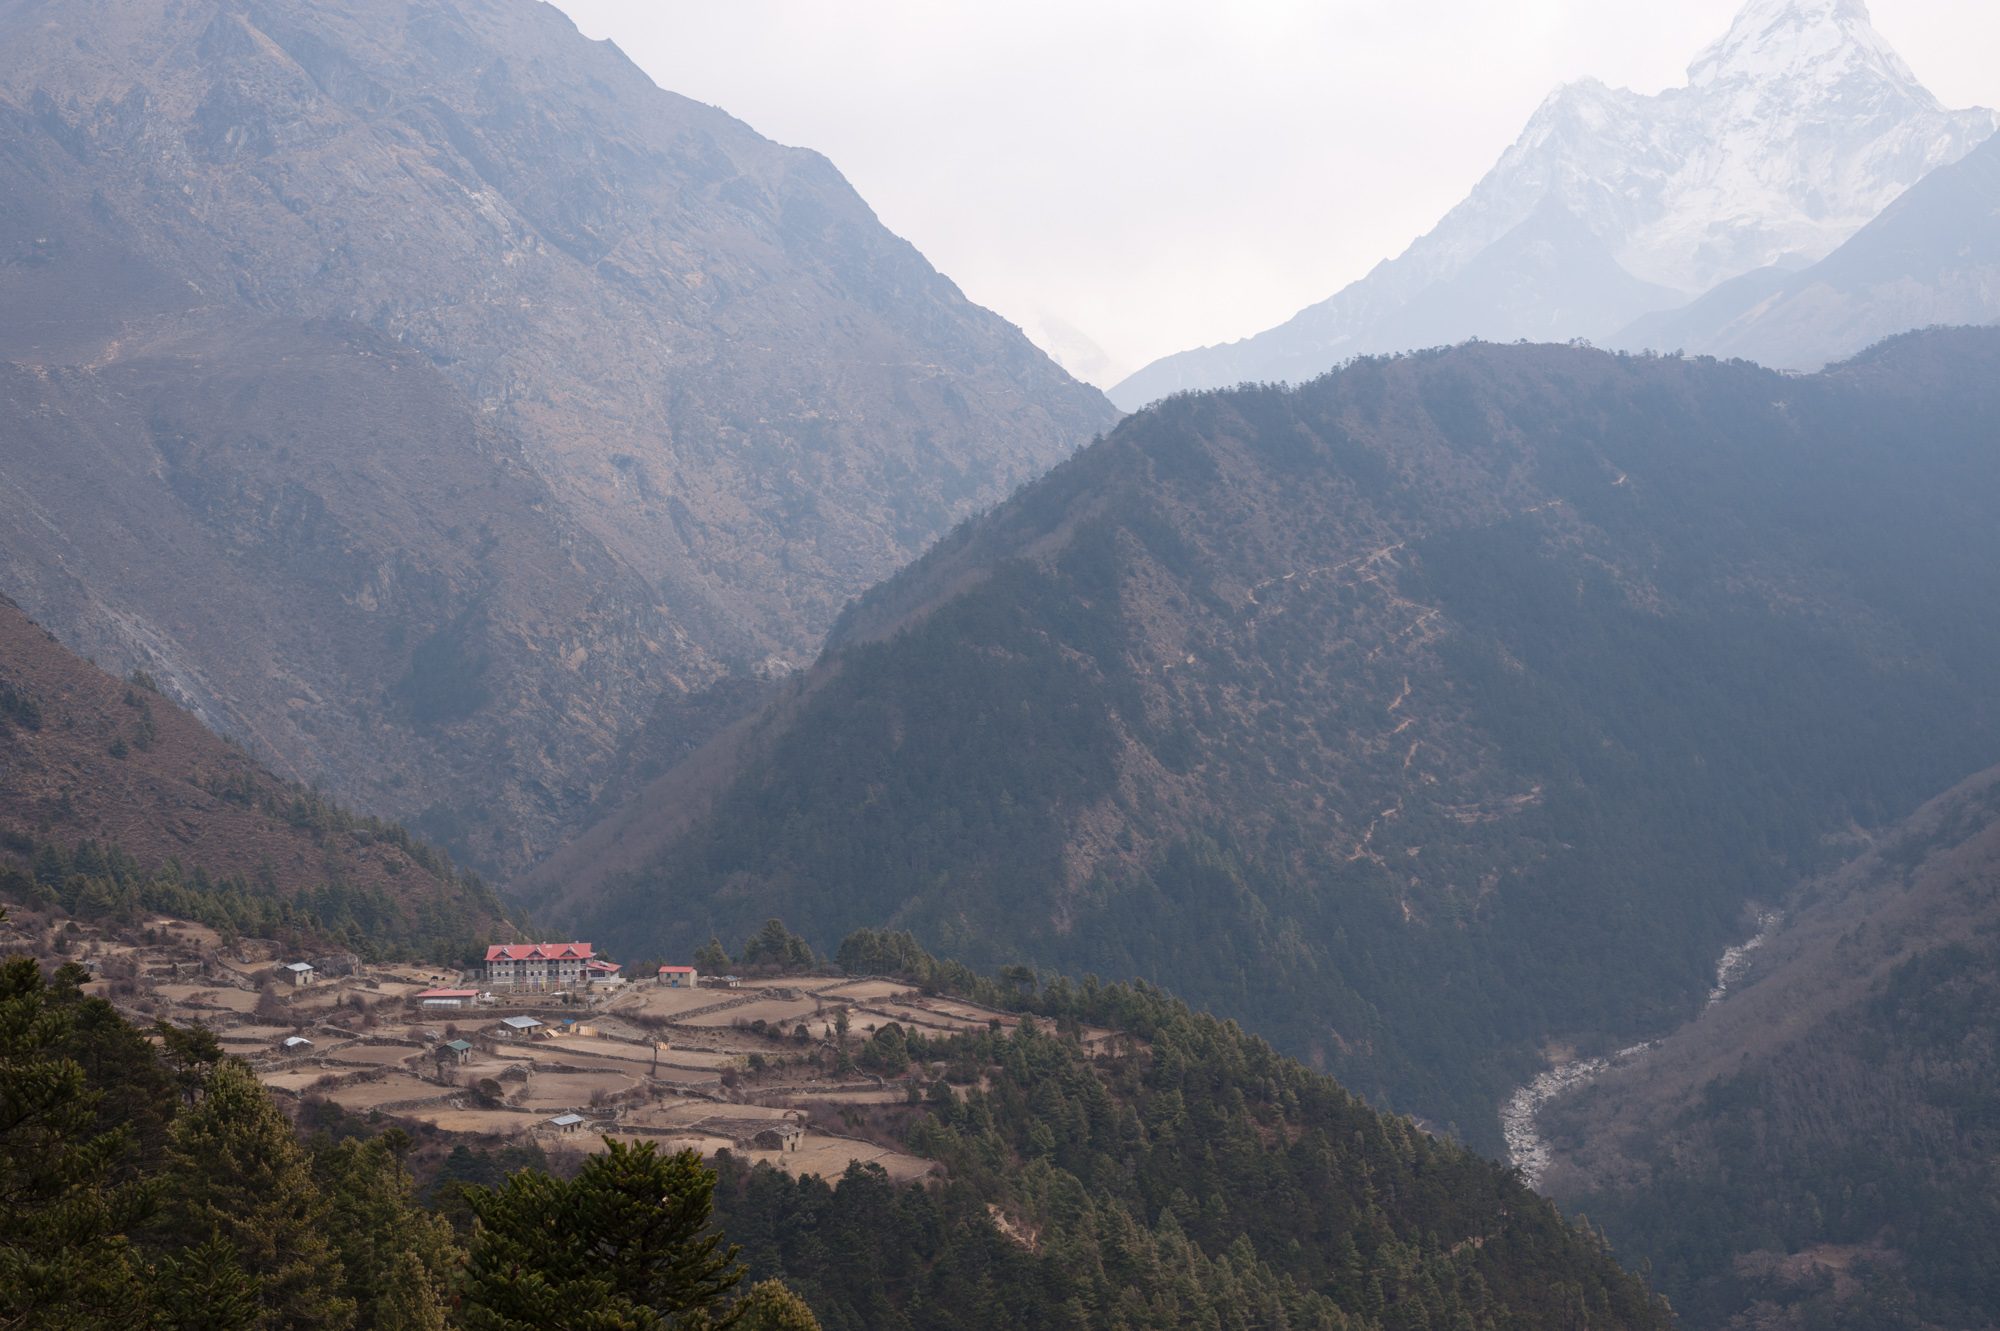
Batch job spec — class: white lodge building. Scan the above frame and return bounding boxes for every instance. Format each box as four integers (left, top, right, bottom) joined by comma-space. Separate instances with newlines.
484, 942, 596, 991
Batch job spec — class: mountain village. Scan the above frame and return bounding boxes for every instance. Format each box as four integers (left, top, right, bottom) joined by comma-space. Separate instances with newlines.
0, 903, 1076, 1184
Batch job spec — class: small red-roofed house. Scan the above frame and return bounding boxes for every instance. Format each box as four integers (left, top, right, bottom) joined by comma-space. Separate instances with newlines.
657, 965, 699, 989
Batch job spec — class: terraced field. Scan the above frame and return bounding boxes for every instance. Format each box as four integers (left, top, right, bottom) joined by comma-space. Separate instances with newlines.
22, 910, 1006, 1186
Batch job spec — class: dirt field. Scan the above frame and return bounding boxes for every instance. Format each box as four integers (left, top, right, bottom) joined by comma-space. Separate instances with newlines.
608, 987, 739, 1019
325, 1044, 422, 1067
646, 1047, 744, 1069
511, 1070, 643, 1110
218, 1023, 295, 1043
858, 1003, 989, 1034
154, 984, 261, 1013
317, 1074, 440, 1110
615, 1100, 709, 1129
145, 919, 223, 949
776, 1138, 934, 1183
603, 1130, 738, 1156
399, 1106, 539, 1135
360, 980, 429, 999
541, 1035, 663, 1063
779, 1087, 912, 1106
503, 1045, 653, 1077
640, 1065, 727, 1088
681, 998, 821, 1028
814, 979, 919, 1003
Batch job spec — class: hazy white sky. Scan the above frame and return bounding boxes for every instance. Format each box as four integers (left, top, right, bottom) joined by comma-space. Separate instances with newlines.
554, 1, 2000, 386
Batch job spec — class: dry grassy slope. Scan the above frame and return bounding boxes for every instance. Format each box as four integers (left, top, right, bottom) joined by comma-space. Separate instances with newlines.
0, 0, 1116, 655
0, 593, 499, 927
0, 316, 688, 869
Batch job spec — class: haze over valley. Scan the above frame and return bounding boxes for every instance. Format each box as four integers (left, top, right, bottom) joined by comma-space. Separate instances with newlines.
3, 3, 1998, 1329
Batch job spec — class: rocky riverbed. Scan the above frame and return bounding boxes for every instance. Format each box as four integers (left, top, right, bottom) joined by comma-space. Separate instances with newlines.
1503, 907, 1782, 1185
1706, 909, 1783, 1006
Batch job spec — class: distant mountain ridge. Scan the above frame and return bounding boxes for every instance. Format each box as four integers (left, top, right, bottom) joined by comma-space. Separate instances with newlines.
1112, 0, 1996, 407
539, 327, 2000, 1149
0, 0, 1114, 869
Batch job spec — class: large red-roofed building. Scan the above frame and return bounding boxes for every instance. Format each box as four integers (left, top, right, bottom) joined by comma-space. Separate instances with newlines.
484, 942, 595, 991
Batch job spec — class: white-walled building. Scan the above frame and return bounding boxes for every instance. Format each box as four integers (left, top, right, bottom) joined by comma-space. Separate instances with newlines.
484, 943, 595, 991
416, 987, 479, 1009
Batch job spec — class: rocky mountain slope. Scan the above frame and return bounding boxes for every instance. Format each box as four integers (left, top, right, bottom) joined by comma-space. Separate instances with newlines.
0, 0, 1114, 869
1619, 125, 2000, 369
1539, 764, 2000, 1329
0, 315, 695, 872
534, 328, 2000, 1150
0, 594, 507, 951
1111, 0, 1996, 408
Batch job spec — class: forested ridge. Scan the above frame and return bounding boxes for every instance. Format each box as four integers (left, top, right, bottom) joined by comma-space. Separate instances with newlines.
0, 595, 509, 958
545, 328, 2000, 1147
0, 837, 498, 966
711, 929, 1669, 1330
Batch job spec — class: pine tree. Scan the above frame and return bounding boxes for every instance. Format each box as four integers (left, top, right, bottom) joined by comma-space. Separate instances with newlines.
708, 1280, 823, 1331
0, 953, 153, 1331
160, 1060, 355, 1330
744, 919, 812, 971
313, 1131, 459, 1330
461, 1140, 744, 1330
150, 1236, 261, 1331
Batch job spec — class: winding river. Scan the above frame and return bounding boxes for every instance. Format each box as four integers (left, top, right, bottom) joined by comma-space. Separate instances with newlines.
1501, 909, 1783, 1187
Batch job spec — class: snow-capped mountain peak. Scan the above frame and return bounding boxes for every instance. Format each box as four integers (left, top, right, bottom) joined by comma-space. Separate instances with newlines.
1109, 0, 1997, 409
1688, 0, 1918, 95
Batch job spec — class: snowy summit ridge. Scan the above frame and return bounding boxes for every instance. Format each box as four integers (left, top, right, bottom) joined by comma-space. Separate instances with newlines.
1111, 0, 1998, 409
1689, 0, 1904, 90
